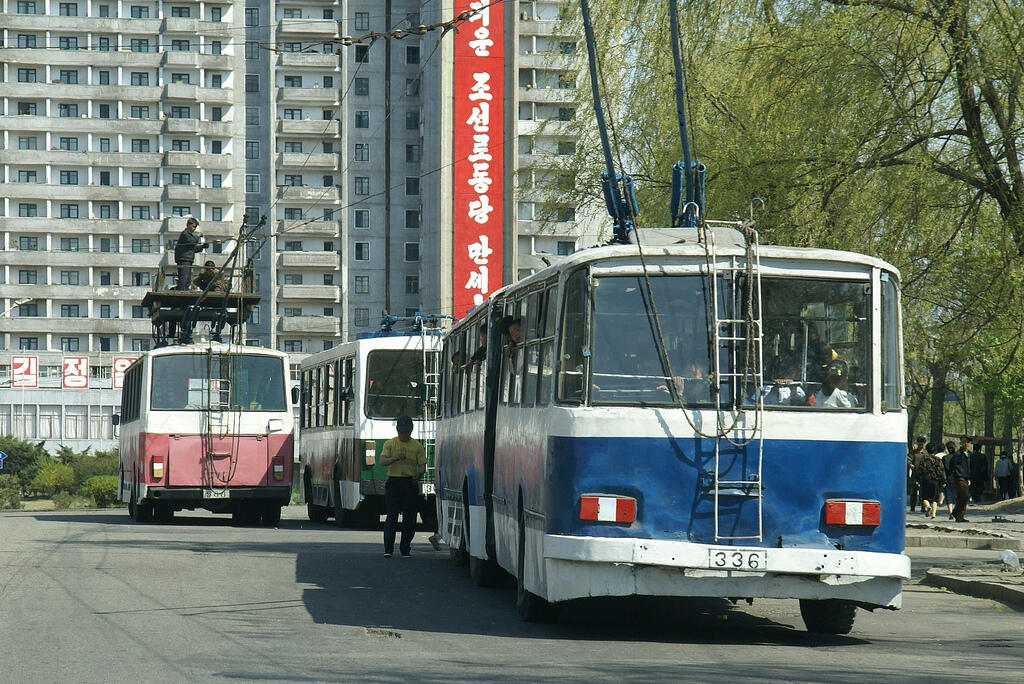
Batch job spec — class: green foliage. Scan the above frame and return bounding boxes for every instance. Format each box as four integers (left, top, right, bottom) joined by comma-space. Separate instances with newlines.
0, 473, 22, 510
51, 492, 91, 510
81, 476, 119, 508
72, 454, 119, 488
30, 461, 75, 496
0, 435, 49, 485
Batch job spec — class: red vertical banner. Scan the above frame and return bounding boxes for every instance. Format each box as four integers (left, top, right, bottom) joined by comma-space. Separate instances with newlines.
62, 356, 89, 389
12, 355, 38, 388
112, 357, 135, 390
452, 0, 504, 317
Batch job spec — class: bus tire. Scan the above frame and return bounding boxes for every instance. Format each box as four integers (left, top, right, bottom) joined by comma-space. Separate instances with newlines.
799, 599, 857, 634
515, 506, 555, 622
262, 503, 282, 527
128, 476, 151, 523
305, 472, 329, 523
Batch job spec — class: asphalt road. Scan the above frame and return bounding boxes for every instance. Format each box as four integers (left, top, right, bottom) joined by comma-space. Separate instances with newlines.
1, 506, 1021, 683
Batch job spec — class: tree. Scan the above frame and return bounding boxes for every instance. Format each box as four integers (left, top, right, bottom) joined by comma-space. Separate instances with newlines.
0, 435, 49, 488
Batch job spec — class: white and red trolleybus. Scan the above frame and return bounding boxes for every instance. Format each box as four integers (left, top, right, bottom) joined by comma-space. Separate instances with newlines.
116, 342, 295, 525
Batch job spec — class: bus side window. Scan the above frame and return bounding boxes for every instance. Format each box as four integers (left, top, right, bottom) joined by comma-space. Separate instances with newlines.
558, 269, 587, 404
326, 362, 336, 426
521, 292, 539, 408
343, 358, 353, 425
538, 286, 555, 406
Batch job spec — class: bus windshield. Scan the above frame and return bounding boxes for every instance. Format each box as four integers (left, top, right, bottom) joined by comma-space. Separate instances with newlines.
364, 350, 425, 419
586, 275, 871, 409
151, 353, 287, 411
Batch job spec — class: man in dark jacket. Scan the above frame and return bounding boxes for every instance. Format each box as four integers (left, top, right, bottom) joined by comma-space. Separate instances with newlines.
968, 440, 988, 504
948, 436, 973, 522
174, 216, 207, 289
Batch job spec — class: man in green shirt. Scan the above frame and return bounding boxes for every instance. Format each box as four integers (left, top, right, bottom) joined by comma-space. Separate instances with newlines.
380, 415, 426, 557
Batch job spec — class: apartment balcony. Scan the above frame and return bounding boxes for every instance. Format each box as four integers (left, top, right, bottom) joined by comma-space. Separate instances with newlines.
161, 50, 203, 68
278, 153, 339, 169
277, 52, 339, 68
276, 18, 338, 37
198, 86, 234, 104
163, 83, 200, 100
163, 17, 200, 34
196, 187, 237, 204
86, 318, 154, 335
277, 316, 340, 335
519, 19, 572, 37
277, 285, 340, 301
519, 86, 577, 103
277, 87, 339, 105
163, 150, 199, 167
278, 251, 339, 269
162, 117, 200, 134
0, 316, 152, 335
517, 119, 575, 136
197, 21, 234, 38
196, 121, 234, 136
2, 250, 160, 268
277, 219, 340, 237
74, 50, 163, 68
162, 184, 201, 202
518, 52, 577, 69
277, 119, 341, 136
275, 185, 341, 202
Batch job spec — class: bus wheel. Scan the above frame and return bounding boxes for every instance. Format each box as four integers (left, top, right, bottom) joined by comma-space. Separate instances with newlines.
515, 507, 555, 622
305, 474, 329, 523
262, 503, 282, 527
128, 477, 151, 523
153, 503, 174, 524
450, 499, 469, 567
799, 599, 857, 634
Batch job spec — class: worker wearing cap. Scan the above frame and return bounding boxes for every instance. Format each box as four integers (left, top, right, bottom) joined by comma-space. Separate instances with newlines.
173, 215, 207, 289
379, 414, 426, 557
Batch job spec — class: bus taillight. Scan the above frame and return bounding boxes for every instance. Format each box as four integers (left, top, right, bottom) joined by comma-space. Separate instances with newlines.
825, 500, 881, 526
151, 455, 164, 480
579, 495, 636, 523
363, 441, 376, 467
272, 455, 285, 481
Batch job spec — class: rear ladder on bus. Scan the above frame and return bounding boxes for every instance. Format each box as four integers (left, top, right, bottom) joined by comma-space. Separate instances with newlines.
704, 221, 765, 542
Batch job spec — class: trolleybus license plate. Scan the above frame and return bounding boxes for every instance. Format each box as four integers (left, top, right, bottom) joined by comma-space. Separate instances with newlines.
707, 548, 767, 571
421, 483, 435, 495
203, 488, 229, 499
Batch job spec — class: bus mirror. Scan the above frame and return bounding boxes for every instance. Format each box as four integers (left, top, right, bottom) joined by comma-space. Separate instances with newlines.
291, 386, 299, 405
112, 414, 120, 426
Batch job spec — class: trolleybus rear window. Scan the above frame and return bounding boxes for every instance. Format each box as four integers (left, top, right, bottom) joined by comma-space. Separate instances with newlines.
364, 350, 425, 419
577, 274, 872, 410
151, 354, 287, 411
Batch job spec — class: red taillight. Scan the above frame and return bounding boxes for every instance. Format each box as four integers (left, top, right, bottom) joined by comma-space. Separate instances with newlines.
272, 455, 284, 481
825, 500, 880, 526
579, 495, 636, 523
151, 455, 164, 480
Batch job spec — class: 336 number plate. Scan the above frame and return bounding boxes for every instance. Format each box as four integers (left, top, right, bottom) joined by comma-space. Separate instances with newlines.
202, 488, 229, 499
707, 548, 767, 571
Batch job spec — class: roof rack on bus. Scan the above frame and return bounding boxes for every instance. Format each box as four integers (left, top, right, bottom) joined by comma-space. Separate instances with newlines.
143, 214, 267, 348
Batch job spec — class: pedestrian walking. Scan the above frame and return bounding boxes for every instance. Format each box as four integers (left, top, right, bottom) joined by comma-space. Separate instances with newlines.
994, 452, 1014, 501
173, 215, 207, 289
969, 440, 988, 504
942, 441, 957, 519
379, 415, 426, 558
907, 436, 927, 512
917, 443, 945, 519
948, 436, 972, 522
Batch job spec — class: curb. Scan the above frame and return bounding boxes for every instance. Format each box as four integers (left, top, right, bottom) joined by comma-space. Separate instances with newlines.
923, 569, 1024, 611
905, 535, 1024, 551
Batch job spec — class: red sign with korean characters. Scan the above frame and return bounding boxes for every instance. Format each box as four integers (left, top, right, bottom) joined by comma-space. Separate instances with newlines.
11, 355, 38, 388
62, 356, 90, 389
112, 357, 136, 390
452, 0, 504, 316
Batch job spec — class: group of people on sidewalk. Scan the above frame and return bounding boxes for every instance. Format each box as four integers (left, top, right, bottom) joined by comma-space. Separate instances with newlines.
907, 435, 1022, 521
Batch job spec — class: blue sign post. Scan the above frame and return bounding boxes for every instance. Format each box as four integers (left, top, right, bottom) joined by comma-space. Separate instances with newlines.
0, 451, 7, 469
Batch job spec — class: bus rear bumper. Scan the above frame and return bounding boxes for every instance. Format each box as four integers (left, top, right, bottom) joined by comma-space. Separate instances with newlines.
542, 534, 910, 608
145, 485, 291, 504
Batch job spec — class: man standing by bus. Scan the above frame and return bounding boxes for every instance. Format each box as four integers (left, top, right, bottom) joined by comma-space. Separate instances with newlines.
379, 415, 426, 557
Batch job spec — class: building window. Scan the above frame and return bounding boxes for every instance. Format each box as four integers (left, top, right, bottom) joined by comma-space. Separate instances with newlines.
323, 274, 334, 286
355, 110, 369, 128
170, 106, 191, 119
170, 72, 190, 84
211, 207, 224, 221
245, 174, 260, 193
59, 137, 79, 151
171, 172, 191, 185
284, 208, 302, 220
131, 306, 147, 318
99, 337, 112, 351
18, 304, 39, 317
130, 38, 149, 52
283, 274, 303, 285
353, 177, 370, 195
556, 241, 576, 256
171, 6, 190, 17
284, 340, 303, 353
131, 139, 150, 153
60, 238, 80, 251
130, 71, 149, 86
210, 105, 222, 121
354, 78, 369, 96
406, 46, 420, 64
60, 338, 81, 352
18, 171, 37, 183
59, 170, 79, 185
283, 308, 302, 317
354, 143, 369, 161
18, 205, 38, 218
406, 145, 421, 163
211, 174, 222, 188
245, 141, 259, 159
354, 276, 369, 294
245, 41, 259, 59
131, 172, 150, 186
557, 141, 577, 155
354, 242, 369, 260
283, 108, 302, 120
246, 107, 260, 125
245, 75, 259, 92
60, 204, 80, 219
284, 142, 303, 153
18, 137, 38, 150
354, 210, 370, 228
19, 270, 38, 284
131, 272, 152, 287
131, 239, 151, 253
404, 243, 419, 262
59, 103, 79, 117
130, 105, 149, 118
284, 75, 302, 88
171, 139, 190, 151
405, 210, 420, 229
283, 241, 302, 252
131, 205, 151, 219
99, 204, 114, 218
100, 304, 112, 318
405, 78, 420, 96
60, 270, 80, 285
406, 111, 419, 130
211, 41, 222, 54
61, 304, 81, 318
210, 7, 222, 21
284, 174, 302, 187
59, 36, 79, 50
405, 275, 419, 294
59, 69, 79, 84
17, 68, 37, 83
354, 45, 369, 63
354, 11, 369, 30
244, 7, 258, 26
354, 309, 369, 327
130, 5, 149, 18
19, 338, 39, 351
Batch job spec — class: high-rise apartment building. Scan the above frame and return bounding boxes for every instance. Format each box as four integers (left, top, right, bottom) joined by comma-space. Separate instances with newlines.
0, 0, 598, 453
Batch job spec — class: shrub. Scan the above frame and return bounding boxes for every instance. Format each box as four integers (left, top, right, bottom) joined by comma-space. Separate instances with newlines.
30, 461, 75, 496
81, 476, 119, 508
0, 474, 18, 489
0, 436, 49, 485
73, 454, 119, 488
0, 486, 22, 510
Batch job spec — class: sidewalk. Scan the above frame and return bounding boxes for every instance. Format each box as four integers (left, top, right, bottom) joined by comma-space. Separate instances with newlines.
906, 498, 1024, 610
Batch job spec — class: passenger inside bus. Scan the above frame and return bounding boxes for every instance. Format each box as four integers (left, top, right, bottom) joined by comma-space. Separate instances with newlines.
810, 359, 858, 408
